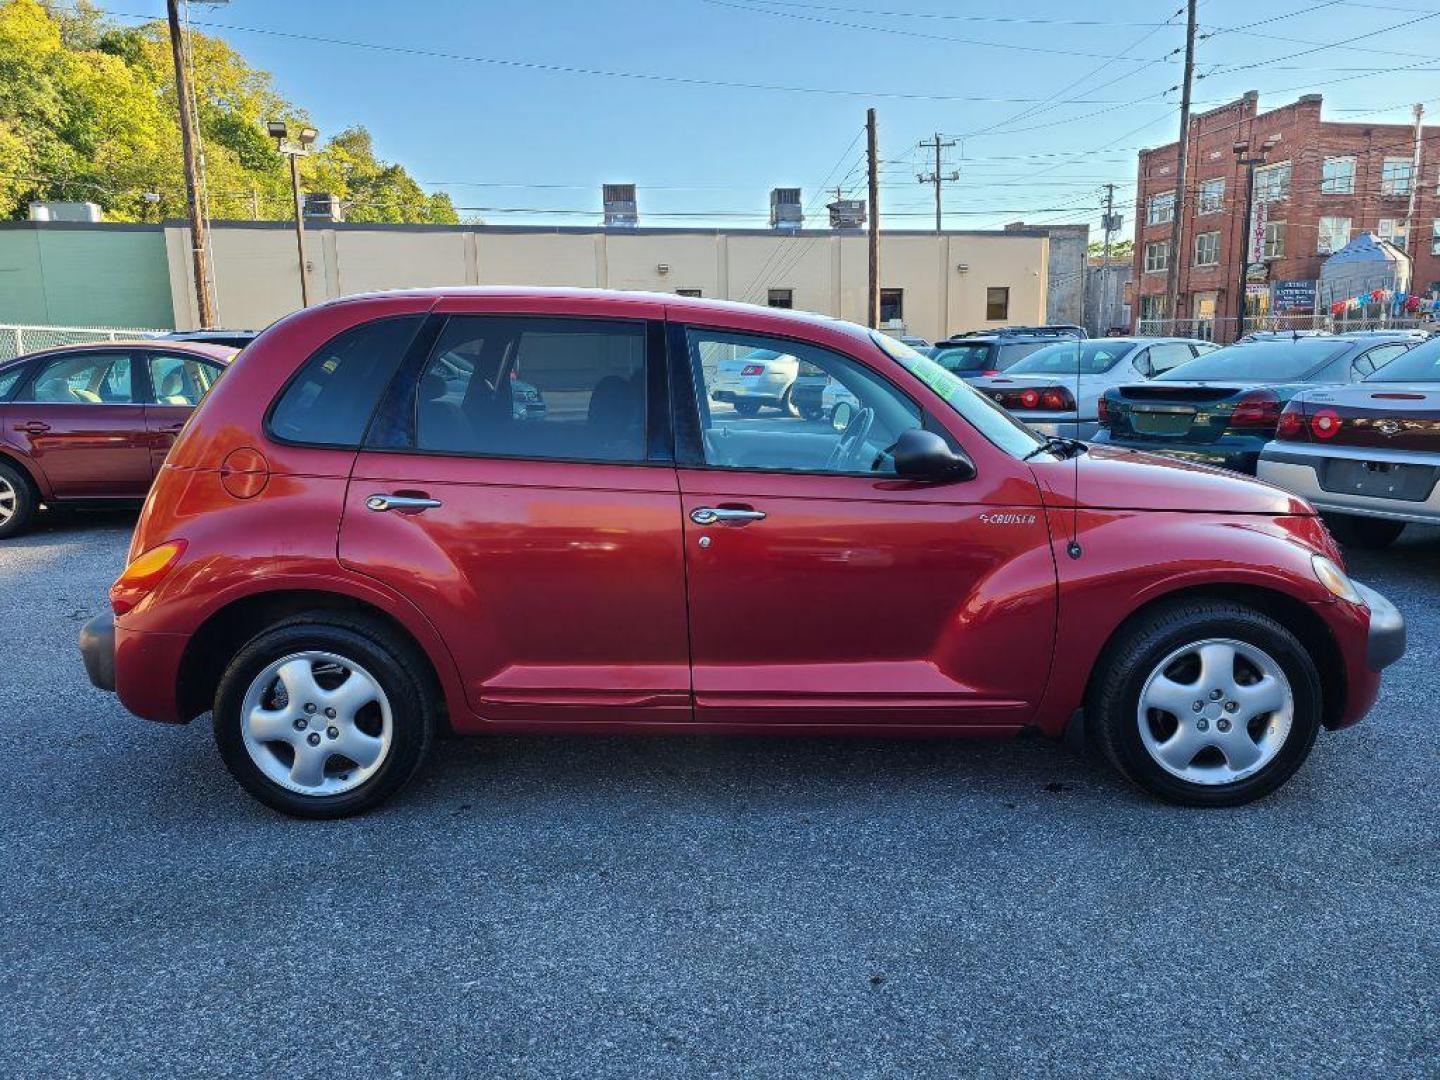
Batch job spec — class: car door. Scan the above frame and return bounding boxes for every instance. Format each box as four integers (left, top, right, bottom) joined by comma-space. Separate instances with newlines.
9, 348, 152, 497
141, 350, 225, 474
337, 297, 692, 726
672, 316, 1056, 729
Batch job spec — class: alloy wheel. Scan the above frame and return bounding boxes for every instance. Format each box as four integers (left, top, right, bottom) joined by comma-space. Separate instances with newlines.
239, 650, 393, 796
0, 476, 16, 525
1136, 637, 1294, 785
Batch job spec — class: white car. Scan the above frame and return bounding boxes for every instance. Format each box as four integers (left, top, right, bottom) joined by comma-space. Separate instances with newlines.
821, 378, 861, 426
708, 347, 799, 417
968, 337, 1216, 440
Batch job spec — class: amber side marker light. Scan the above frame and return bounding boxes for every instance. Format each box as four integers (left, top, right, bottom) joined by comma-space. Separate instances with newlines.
110, 540, 188, 615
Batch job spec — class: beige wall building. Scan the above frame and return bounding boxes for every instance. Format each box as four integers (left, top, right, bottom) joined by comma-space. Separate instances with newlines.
162, 223, 1051, 339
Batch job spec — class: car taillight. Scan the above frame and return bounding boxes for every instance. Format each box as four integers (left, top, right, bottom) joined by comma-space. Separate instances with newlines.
1040, 387, 1074, 411
740, 364, 765, 376
1020, 389, 1040, 409
1228, 389, 1282, 429
1310, 408, 1342, 440
1275, 403, 1307, 441
981, 369, 1000, 377
110, 540, 187, 616
1097, 395, 1112, 427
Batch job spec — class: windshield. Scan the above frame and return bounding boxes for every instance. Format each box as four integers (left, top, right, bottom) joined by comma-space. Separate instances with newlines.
1367, 337, 1440, 382
930, 342, 992, 373
872, 332, 1044, 458
1007, 340, 1125, 376
1156, 339, 1348, 382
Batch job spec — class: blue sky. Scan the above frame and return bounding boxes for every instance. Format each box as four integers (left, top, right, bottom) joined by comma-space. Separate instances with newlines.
97, 1, 1440, 236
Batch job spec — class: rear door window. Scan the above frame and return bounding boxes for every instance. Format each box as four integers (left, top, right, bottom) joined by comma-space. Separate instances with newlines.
414, 316, 648, 462
1352, 343, 1410, 377
1147, 342, 1198, 374
0, 363, 25, 401
268, 316, 423, 446
146, 353, 222, 406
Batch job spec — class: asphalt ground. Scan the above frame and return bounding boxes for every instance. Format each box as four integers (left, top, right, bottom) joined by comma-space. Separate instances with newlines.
1, 507, 1436, 1078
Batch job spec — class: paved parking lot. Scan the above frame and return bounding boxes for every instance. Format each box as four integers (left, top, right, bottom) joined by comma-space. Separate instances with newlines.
1, 508, 1436, 1077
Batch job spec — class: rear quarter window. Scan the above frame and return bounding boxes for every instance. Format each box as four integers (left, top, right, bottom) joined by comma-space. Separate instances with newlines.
267, 315, 423, 446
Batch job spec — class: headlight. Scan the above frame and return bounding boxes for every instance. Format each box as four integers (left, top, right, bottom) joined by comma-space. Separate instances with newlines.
1312, 555, 1363, 604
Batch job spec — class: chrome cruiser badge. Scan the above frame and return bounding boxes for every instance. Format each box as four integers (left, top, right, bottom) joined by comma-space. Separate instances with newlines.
979, 512, 1038, 525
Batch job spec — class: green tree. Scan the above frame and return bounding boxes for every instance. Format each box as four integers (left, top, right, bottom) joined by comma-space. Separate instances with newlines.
1, 0, 455, 224
1088, 238, 1133, 260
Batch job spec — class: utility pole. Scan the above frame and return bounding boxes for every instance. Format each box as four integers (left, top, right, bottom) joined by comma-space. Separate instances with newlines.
268, 121, 319, 308
1100, 183, 1120, 334
1164, 0, 1198, 329
916, 133, 959, 234
166, 0, 215, 328
1232, 138, 1277, 342
1403, 103, 1425, 259
866, 108, 881, 328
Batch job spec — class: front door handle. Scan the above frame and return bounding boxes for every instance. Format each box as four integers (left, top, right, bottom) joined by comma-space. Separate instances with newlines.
690, 507, 766, 525
16, 421, 50, 434
366, 494, 442, 513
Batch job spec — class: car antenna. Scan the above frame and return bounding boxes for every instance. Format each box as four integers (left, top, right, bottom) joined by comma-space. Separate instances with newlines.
1066, 329, 1083, 560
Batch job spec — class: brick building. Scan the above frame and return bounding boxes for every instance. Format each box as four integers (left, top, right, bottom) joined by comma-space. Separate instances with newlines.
1132, 91, 1440, 340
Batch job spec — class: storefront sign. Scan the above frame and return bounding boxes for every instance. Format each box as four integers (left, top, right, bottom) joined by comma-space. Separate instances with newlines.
1273, 279, 1318, 313
1249, 198, 1269, 264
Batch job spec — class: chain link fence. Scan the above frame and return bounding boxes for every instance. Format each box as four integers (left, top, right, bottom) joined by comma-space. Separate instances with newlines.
0, 324, 167, 363
1134, 314, 1439, 343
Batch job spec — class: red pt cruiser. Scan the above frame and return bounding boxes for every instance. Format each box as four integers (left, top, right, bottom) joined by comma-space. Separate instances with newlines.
78, 290, 1404, 817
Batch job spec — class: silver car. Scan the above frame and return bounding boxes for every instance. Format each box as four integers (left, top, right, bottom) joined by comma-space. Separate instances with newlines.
968, 337, 1216, 440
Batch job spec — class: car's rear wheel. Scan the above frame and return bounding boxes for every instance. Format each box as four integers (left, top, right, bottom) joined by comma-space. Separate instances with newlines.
0, 460, 37, 539
1088, 600, 1321, 806
1322, 512, 1405, 550
733, 399, 761, 418
213, 614, 436, 818
778, 387, 798, 417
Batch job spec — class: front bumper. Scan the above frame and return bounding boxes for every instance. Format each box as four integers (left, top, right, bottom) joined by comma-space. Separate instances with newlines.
1356, 581, 1406, 671
79, 612, 116, 692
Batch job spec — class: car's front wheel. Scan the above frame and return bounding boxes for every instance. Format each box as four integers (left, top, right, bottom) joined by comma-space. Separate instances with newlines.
213, 613, 436, 818
732, 399, 761, 418
0, 460, 37, 539
1088, 600, 1321, 806
1322, 512, 1405, 550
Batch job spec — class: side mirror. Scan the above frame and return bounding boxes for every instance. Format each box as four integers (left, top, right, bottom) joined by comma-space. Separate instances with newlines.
892, 428, 975, 482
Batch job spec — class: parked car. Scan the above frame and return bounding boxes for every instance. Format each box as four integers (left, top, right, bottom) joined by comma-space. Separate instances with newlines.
1092, 334, 1416, 473
151, 330, 261, 350
970, 337, 1215, 439
0, 340, 235, 538
931, 326, 1089, 381
707, 346, 799, 416
785, 360, 832, 421
1259, 334, 1440, 548
79, 288, 1402, 817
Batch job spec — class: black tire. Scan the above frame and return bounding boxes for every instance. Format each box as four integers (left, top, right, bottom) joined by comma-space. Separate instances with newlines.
799, 405, 823, 422
213, 612, 436, 818
0, 459, 37, 539
1322, 512, 1405, 550
777, 387, 798, 417
1087, 600, 1322, 807
733, 399, 761, 418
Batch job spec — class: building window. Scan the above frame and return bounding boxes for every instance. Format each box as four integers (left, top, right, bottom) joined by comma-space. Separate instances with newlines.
1146, 190, 1175, 226
1381, 157, 1414, 197
1262, 221, 1286, 260
1316, 217, 1351, 255
1197, 178, 1225, 214
1194, 231, 1220, 266
985, 286, 1010, 321
1139, 295, 1164, 326
1432, 220, 1440, 256
1253, 161, 1291, 203
880, 288, 903, 324
1378, 218, 1408, 249
766, 288, 793, 309
1320, 156, 1356, 195
676, 288, 702, 297
1144, 241, 1169, 273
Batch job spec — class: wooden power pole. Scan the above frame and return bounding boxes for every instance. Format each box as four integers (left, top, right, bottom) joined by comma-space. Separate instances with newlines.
166, 0, 216, 328
917, 133, 958, 234
1403, 103, 1425, 259
867, 108, 880, 328
1164, 0, 1198, 327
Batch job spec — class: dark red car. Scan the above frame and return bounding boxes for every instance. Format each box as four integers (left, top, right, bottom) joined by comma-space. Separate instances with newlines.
0, 340, 234, 537
78, 290, 1404, 817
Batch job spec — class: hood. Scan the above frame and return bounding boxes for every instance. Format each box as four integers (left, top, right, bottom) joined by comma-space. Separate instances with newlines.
1031, 444, 1312, 515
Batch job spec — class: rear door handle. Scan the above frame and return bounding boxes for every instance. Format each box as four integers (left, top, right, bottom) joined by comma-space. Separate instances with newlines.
15, 421, 50, 434
690, 507, 766, 525
366, 494, 442, 513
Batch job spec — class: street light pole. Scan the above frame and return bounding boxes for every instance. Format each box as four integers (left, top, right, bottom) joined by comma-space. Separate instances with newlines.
268, 121, 319, 309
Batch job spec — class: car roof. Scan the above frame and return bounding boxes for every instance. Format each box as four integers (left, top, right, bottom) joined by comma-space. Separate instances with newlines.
1, 340, 238, 368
